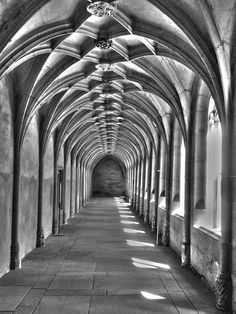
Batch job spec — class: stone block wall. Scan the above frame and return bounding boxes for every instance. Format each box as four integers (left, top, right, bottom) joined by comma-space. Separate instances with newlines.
170, 214, 183, 256
93, 157, 125, 196
191, 226, 221, 288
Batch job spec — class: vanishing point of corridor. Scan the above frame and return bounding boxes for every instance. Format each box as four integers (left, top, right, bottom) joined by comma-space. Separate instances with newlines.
0, 198, 216, 314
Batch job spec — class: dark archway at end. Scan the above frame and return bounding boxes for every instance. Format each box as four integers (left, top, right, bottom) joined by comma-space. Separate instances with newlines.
92, 156, 126, 196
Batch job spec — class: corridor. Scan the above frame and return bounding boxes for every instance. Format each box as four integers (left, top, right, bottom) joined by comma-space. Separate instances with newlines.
0, 197, 216, 314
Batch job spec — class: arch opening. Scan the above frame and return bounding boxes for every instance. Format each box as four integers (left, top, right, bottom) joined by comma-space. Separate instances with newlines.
92, 156, 126, 197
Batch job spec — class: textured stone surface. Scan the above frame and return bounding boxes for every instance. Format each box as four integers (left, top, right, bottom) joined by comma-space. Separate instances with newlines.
43, 135, 54, 239
170, 214, 183, 256
19, 115, 39, 260
92, 158, 125, 196
191, 226, 220, 289
0, 77, 13, 277
0, 197, 216, 313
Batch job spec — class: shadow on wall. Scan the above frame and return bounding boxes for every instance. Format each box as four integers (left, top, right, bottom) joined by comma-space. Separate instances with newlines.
92, 156, 126, 197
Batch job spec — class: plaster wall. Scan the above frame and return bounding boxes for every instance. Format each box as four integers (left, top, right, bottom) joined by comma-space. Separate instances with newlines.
92, 158, 125, 196
0, 78, 13, 277
19, 115, 39, 260
42, 135, 54, 238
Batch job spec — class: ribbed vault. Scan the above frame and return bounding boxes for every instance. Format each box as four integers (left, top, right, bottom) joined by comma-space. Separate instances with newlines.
1, 0, 233, 171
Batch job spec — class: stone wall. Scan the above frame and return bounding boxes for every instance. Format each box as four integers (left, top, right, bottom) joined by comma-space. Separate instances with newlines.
157, 204, 166, 244
170, 214, 183, 256
92, 157, 125, 196
158, 203, 221, 289
19, 115, 39, 260
191, 226, 221, 288
0, 78, 13, 277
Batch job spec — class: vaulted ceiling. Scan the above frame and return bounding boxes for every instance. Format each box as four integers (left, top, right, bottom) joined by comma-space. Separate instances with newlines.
0, 0, 234, 169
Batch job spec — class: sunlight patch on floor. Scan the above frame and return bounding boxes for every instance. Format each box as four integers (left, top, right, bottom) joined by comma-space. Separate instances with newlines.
123, 228, 145, 234
140, 291, 165, 300
120, 215, 135, 218
121, 221, 139, 225
126, 240, 155, 247
131, 258, 170, 269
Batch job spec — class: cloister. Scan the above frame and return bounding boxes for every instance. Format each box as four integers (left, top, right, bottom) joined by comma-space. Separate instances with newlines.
0, 0, 235, 312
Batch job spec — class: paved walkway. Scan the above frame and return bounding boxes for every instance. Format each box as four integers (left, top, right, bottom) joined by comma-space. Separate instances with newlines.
0, 197, 218, 314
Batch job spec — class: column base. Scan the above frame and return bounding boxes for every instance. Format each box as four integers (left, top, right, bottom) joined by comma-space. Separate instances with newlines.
151, 217, 156, 232
215, 273, 232, 312
36, 228, 45, 247
144, 213, 149, 224
157, 231, 163, 245
163, 225, 169, 246
10, 243, 21, 270
52, 218, 58, 235
63, 211, 66, 224
181, 241, 190, 267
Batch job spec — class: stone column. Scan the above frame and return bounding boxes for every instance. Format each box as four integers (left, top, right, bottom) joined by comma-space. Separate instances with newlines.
62, 151, 67, 224
159, 139, 166, 197
164, 118, 173, 246
154, 135, 161, 234
137, 158, 142, 212
75, 157, 79, 213
81, 163, 85, 207
215, 127, 232, 311
10, 150, 21, 269
172, 120, 181, 202
140, 155, 146, 216
52, 151, 58, 235
181, 136, 194, 267
132, 163, 137, 209
193, 95, 208, 212
69, 155, 74, 217
36, 149, 45, 247
144, 143, 153, 224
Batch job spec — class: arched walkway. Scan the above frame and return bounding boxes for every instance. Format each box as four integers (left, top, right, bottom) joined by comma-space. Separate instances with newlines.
0, 197, 215, 313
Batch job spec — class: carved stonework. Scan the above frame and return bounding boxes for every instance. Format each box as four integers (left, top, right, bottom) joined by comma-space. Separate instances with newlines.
208, 107, 219, 127
95, 38, 112, 49
96, 62, 115, 72
102, 80, 112, 89
215, 273, 232, 311
87, 1, 117, 17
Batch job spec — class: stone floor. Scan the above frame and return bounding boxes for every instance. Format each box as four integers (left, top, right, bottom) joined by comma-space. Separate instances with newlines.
0, 197, 220, 314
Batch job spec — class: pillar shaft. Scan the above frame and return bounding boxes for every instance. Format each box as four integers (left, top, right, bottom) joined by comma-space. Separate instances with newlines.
145, 143, 153, 224
172, 122, 181, 202
215, 128, 232, 311
10, 150, 21, 269
52, 153, 58, 235
194, 96, 208, 209
140, 156, 146, 216
70, 156, 74, 217
36, 149, 45, 247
